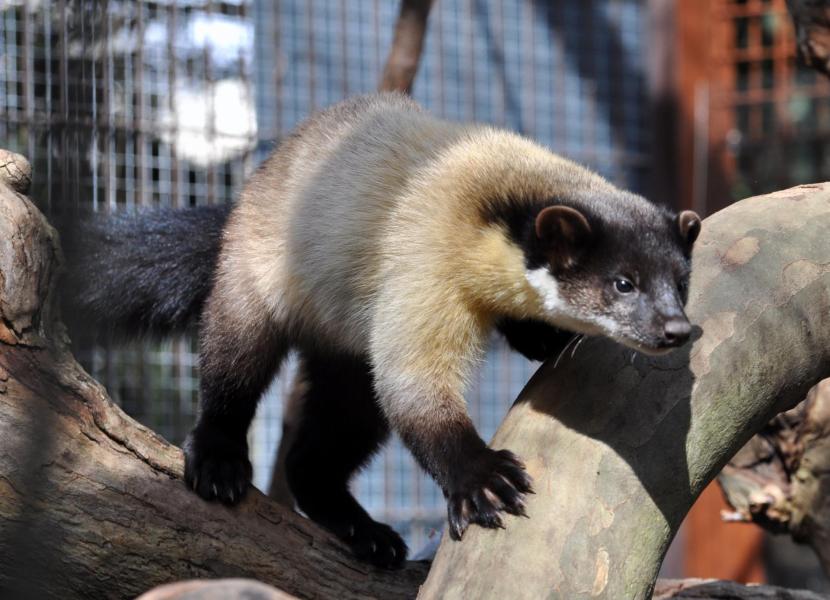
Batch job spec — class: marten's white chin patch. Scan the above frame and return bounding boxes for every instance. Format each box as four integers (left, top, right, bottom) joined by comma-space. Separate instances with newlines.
525, 267, 562, 313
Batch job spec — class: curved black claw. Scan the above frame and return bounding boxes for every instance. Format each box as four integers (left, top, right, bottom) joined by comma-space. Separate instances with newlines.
183, 423, 252, 505
342, 518, 408, 570
446, 448, 533, 541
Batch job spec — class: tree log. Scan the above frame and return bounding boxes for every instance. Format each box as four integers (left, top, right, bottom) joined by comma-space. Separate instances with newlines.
421, 185, 830, 599
719, 377, 830, 576
0, 154, 429, 599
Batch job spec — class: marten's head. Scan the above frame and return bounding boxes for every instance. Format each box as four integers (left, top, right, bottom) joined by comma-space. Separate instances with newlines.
516, 195, 701, 354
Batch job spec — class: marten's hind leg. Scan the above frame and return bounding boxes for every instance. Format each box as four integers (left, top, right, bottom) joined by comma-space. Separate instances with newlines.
184, 289, 289, 505
285, 351, 407, 569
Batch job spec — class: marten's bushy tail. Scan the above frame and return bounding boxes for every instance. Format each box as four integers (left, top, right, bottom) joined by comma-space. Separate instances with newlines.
62, 204, 231, 338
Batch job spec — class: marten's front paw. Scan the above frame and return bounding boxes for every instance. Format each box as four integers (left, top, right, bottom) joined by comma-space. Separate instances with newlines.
183, 424, 252, 505
446, 448, 533, 541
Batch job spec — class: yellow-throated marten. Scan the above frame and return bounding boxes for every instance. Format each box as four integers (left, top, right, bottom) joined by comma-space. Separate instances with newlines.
67, 93, 700, 568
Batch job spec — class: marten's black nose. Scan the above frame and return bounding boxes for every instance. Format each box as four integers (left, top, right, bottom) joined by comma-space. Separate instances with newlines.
663, 319, 691, 345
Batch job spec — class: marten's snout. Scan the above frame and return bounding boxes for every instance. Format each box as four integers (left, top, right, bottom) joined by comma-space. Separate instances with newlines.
662, 318, 691, 346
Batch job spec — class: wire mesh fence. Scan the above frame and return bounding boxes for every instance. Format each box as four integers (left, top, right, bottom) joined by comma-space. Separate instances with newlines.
1, 0, 652, 552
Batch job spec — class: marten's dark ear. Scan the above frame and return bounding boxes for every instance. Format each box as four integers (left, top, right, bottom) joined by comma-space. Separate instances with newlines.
535, 205, 592, 269
677, 210, 701, 247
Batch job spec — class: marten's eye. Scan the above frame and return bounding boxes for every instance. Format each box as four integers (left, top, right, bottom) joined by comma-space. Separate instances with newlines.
613, 277, 635, 294
677, 279, 688, 294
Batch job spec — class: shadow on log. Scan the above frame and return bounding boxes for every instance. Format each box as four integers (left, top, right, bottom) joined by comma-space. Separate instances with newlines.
1, 148, 830, 599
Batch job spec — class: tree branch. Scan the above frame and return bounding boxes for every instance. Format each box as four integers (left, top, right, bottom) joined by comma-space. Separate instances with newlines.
378, 0, 434, 94
421, 185, 830, 598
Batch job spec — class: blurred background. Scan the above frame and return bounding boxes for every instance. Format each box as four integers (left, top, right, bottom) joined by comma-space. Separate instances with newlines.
1, 0, 828, 590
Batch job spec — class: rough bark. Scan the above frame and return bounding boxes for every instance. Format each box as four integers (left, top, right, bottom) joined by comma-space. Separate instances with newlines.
719, 377, 830, 576
420, 184, 830, 599
378, 0, 434, 94
0, 154, 429, 599
787, 0, 830, 77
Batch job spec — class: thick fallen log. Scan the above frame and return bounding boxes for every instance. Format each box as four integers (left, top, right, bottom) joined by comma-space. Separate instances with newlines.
421, 185, 830, 599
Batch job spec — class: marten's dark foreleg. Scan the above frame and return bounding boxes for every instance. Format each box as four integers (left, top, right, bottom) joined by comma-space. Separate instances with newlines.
285, 351, 407, 569
184, 289, 288, 504
395, 407, 533, 542
372, 297, 534, 542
